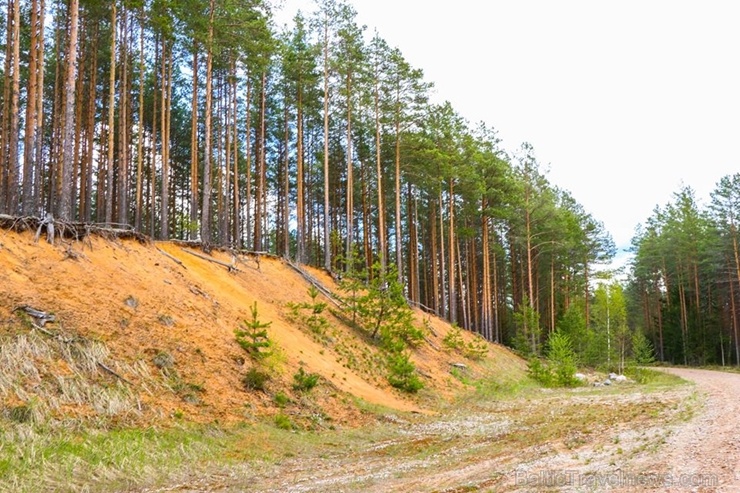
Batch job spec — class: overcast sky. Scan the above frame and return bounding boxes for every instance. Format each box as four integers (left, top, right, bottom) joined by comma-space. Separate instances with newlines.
273, 1, 740, 266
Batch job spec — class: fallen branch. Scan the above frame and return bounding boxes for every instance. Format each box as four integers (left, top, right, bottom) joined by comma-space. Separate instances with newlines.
285, 260, 344, 308
98, 362, 133, 385
182, 248, 241, 272
157, 247, 186, 268
13, 305, 56, 326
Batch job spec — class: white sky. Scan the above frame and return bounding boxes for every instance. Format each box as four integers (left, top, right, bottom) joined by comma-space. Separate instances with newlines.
274, 1, 740, 265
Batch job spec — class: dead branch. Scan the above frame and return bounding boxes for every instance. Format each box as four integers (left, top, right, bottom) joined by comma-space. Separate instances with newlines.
98, 362, 133, 385
285, 260, 344, 308
182, 248, 241, 272
157, 247, 185, 268
13, 305, 56, 326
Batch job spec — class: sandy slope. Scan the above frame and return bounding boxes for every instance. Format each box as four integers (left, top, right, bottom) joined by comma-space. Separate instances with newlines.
0, 230, 524, 427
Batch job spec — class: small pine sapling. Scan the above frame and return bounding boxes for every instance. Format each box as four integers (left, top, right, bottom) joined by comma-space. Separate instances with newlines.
235, 302, 273, 359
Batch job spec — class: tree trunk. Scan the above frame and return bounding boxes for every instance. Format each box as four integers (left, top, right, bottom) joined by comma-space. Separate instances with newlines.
296, 87, 305, 263
200, 1, 215, 245
105, 2, 116, 225
134, 11, 144, 232
374, 73, 386, 274
22, 0, 41, 215
117, 6, 129, 226
58, 0, 79, 220
5, 0, 21, 214
189, 47, 199, 237
345, 70, 354, 273
322, 20, 331, 271
448, 180, 456, 324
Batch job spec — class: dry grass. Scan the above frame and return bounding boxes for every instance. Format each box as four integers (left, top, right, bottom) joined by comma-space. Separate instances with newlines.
0, 328, 158, 428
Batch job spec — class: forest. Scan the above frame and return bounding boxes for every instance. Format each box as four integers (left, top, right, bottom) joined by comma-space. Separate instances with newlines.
0, 0, 738, 369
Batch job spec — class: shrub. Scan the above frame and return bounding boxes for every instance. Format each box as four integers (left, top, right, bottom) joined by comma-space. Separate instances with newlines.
242, 367, 271, 391
387, 352, 424, 393
631, 330, 655, 365
527, 332, 580, 387
443, 326, 465, 351
547, 331, 579, 387
527, 357, 554, 386
292, 367, 320, 392
274, 413, 294, 430
273, 392, 291, 408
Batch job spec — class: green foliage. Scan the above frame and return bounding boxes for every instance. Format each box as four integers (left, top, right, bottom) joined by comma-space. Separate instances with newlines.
242, 367, 271, 392
338, 263, 426, 391
631, 330, 655, 365
547, 331, 580, 387
443, 325, 465, 351
443, 325, 488, 360
273, 392, 291, 408
465, 335, 489, 360
287, 287, 330, 336
527, 331, 579, 387
274, 413, 294, 430
387, 352, 424, 393
235, 302, 273, 359
292, 367, 320, 392
339, 263, 424, 349
513, 297, 541, 356
526, 358, 553, 387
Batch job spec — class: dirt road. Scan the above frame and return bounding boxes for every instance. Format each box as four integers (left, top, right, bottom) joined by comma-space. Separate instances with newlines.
624, 367, 740, 492
147, 368, 740, 492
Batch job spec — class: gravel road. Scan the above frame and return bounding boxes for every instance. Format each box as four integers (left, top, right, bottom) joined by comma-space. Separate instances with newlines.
625, 367, 740, 492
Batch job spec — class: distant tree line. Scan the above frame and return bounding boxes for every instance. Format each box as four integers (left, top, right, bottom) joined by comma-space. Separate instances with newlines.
0, 0, 616, 354
629, 177, 740, 366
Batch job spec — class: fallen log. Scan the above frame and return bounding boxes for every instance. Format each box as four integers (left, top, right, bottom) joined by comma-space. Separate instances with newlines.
157, 247, 186, 268
182, 248, 241, 272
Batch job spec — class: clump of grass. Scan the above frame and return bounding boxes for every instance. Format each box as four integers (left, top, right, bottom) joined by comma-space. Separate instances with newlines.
242, 367, 271, 392
274, 413, 294, 430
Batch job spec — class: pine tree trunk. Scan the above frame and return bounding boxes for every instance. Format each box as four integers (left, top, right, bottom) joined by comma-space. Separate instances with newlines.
134, 11, 144, 232
345, 71, 353, 272
448, 180, 456, 324
189, 48, 199, 238
32, 0, 45, 212
322, 20, 331, 271
22, 0, 41, 215
6, 0, 21, 214
58, 0, 79, 220
296, 87, 305, 263
0, 7, 11, 213
105, 3, 116, 225
374, 75, 386, 274
200, 1, 215, 246
160, 41, 172, 239
117, 7, 129, 226
394, 109, 402, 283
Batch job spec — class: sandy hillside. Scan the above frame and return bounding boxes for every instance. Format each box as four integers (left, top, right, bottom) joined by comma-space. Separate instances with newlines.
0, 228, 525, 427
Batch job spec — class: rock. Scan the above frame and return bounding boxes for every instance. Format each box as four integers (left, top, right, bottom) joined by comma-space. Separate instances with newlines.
574, 373, 587, 381
614, 374, 628, 382
603, 379, 612, 386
